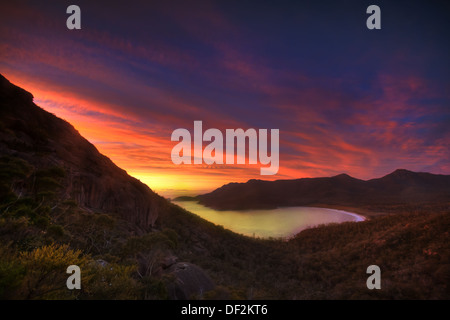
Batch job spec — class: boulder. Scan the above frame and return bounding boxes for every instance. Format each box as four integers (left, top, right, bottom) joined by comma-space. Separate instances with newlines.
166, 262, 214, 299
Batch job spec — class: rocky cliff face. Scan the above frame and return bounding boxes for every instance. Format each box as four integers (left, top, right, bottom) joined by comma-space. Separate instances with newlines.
0, 74, 164, 231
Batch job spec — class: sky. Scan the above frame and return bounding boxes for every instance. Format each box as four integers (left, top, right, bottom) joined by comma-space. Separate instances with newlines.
1, 0, 449, 198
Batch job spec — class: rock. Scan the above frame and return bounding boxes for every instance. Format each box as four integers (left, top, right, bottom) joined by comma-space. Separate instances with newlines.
95, 259, 109, 268
162, 255, 178, 269
0, 73, 165, 232
166, 262, 215, 300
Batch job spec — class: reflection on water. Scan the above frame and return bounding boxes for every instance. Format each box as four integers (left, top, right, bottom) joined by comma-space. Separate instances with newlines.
173, 201, 365, 239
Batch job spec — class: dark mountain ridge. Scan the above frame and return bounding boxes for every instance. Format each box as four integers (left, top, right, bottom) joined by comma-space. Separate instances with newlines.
197, 169, 450, 210
0, 73, 219, 299
0, 74, 164, 231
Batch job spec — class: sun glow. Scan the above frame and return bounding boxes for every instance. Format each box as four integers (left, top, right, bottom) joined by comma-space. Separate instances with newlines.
128, 171, 220, 198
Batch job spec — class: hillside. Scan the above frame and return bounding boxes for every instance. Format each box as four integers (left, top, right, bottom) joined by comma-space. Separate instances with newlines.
0, 73, 215, 299
0, 74, 448, 300
197, 170, 450, 212
0, 74, 165, 230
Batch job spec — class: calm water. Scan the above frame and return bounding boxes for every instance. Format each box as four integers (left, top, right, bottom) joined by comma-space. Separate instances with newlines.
173, 201, 365, 239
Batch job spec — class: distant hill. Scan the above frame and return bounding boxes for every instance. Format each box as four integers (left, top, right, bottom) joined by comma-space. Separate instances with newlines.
173, 196, 198, 201
197, 170, 450, 210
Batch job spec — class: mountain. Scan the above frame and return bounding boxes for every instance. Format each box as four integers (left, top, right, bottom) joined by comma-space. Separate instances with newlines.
0, 74, 166, 231
0, 74, 217, 299
197, 170, 450, 210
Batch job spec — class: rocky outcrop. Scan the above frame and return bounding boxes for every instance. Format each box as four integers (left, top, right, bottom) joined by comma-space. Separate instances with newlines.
0, 74, 163, 231
166, 262, 215, 299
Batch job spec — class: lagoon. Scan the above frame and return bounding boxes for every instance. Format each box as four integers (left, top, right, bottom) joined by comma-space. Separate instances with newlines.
173, 200, 364, 239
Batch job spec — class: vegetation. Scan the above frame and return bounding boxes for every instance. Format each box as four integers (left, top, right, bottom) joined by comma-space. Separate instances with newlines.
160, 202, 450, 299
0, 152, 449, 299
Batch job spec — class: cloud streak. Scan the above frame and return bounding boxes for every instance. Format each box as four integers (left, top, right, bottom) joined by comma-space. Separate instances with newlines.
1, 1, 449, 195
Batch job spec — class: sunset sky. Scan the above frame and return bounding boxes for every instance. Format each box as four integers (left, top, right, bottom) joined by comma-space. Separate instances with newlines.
1, 1, 449, 197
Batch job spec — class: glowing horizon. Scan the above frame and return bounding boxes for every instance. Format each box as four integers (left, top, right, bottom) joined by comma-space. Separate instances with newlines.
1, 1, 449, 197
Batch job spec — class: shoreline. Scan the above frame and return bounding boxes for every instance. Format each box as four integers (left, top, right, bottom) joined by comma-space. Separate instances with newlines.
174, 199, 377, 220
173, 200, 368, 239
270, 205, 367, 222
323, 208, 366, 222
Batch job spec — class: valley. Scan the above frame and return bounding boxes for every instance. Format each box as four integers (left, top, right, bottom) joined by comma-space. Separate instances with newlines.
0, 74, 449, 300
